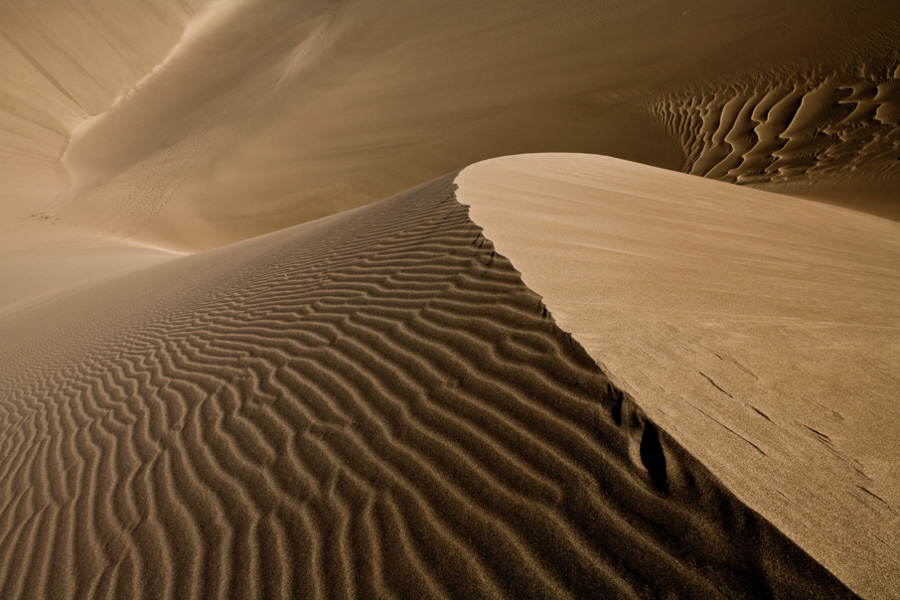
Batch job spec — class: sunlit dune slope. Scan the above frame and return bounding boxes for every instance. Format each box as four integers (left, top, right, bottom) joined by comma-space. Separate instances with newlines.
2, 1, 898, 315
3, 1, 898, 257
0, 174, 855, 599
458, 153, 900, 599
0, 0, 212, 312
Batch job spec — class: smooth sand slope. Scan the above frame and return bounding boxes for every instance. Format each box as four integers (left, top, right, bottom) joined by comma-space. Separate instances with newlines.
2, 2, 898, 270
0, 0, 210, 219
459, 154, 900, 599
0, 175, 858, 599
0, 0, 211, 311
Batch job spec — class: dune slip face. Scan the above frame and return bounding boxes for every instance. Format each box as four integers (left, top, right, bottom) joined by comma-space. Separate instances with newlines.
0, 174, 856, 599
458, 154, 900, 599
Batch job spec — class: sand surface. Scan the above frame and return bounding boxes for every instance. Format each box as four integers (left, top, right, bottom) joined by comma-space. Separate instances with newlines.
0, 175, 859, 599
2, 0, 900, 598
458, 153, 900, 598
3, 1, 898, 251
1, 0, 897, 311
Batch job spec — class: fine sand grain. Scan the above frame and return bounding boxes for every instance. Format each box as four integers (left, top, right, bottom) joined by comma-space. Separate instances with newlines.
0, 175, 857, 599
2, 1, 899, 598
458, 154, 900, 599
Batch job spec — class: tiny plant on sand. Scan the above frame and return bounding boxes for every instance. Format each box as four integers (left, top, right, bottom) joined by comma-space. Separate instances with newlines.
29, 211, 59, 224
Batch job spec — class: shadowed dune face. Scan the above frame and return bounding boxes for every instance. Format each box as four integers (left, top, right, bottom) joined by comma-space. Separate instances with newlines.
0, 176, 855, 599
458, 153, 900, 599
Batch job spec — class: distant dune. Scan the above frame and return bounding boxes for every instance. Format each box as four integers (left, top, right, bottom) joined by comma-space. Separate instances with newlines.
2, 1, 899, 599
3, 2, 898, 249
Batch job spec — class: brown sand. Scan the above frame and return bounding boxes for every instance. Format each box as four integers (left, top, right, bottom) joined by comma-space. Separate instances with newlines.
458, 154, 900, 598
1, 1, 897, 314
2, 1, 900, 598
3, 2, 898, 256
0, 0, 210, 309
0, 175, 858, 598
651, 67, 900, 220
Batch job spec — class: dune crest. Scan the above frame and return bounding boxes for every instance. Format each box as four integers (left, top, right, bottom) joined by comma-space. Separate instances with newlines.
0, 174, 857, 599
457, 153, 900, 599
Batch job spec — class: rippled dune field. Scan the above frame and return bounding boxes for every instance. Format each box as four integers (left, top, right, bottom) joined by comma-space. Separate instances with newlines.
2, 1, 898, 598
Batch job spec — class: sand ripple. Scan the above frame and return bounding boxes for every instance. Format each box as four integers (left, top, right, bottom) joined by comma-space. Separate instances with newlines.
0, 175, 856, 599
652, 66, 900, 188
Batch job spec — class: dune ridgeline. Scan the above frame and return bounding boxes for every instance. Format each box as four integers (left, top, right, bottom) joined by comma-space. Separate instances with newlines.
1, 1, 898, 598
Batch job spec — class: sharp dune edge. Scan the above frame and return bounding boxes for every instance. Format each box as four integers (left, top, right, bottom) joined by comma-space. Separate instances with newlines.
458, 154, 900, 599
2, 1, 900, 599
0, 174, 859, 599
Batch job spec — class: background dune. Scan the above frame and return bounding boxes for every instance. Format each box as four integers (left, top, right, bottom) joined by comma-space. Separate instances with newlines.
54, 0, 900, 250
0, 0, 210, 220
2, 1, 898, 254
652, 66, 900, 218
0, 0, 209, 313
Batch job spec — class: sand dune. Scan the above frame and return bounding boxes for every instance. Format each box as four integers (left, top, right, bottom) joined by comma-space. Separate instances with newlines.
2, 1, 900, 599
652, 67, 900, 218
0, 0, 209, 310
4, 1, 898, 254
0, 0, 210, 217
1, 1, 897, 308
0, 174, 858, 598
459, 154, 900, 598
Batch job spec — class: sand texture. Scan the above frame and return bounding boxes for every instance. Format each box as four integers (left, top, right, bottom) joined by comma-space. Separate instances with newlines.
459, 154, 900, 598
0, 175, 859, 598
2, 1, 899, 599
651, 67, 900, 218
3, 2, 898, 258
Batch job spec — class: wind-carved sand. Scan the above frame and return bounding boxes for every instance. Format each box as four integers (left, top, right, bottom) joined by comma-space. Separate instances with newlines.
458, 154, 900, 599
651, 66, 900, 218
2, 1, 900, 599
0, 175, 858, 599
6, 0, 898, 264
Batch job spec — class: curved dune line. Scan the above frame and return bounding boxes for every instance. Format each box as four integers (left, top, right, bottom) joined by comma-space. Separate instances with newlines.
0, 174, 859, 599
322, 314, 565, 504
330, 312, 616, 510
300, 353, 600, 595
651, 67, 900, 191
